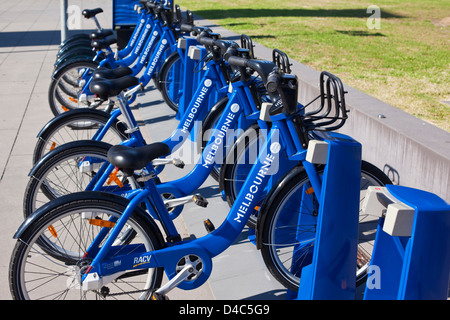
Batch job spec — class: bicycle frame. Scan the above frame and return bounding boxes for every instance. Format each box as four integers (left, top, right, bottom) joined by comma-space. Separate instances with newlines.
74, 2, 187, 103
83, 62, 265, 221
76, 51, 224, 153
77, 11, 159, 97
81, 105, 320, 292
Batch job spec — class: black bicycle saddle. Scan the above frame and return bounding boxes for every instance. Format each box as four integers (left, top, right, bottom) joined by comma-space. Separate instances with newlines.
93, 66, 133, 80
90, 29, 114, 40
82, 8, 103, 19
91, 35, 117, 50
89, 75, 139, 99
107, 143, 171, 172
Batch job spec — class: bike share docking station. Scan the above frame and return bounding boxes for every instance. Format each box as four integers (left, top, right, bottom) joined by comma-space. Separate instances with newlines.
289, 133, 450, 300
294, 132, 363, 300
362, 185, 450, 300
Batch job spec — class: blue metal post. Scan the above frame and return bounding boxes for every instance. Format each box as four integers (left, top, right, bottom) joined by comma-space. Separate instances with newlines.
178, 37, 198, 118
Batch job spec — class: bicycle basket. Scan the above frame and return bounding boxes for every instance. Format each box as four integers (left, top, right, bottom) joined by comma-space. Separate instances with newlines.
272, 49, 292, 74
240, 34, 255, 59
302, 71, 348, 132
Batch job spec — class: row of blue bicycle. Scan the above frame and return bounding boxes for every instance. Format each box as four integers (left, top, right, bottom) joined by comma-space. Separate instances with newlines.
9, 0, 394, 299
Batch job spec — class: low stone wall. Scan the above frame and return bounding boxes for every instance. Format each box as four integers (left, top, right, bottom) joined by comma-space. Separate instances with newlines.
196, 17, 450, 202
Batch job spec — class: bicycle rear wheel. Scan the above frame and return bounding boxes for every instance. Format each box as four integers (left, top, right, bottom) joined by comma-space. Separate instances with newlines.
259, 161, 392, 292
10, 193, 165, 300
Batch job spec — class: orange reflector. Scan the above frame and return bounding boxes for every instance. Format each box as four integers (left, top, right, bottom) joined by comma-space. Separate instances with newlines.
254, 206, 260, 211
49, 141, 57, 151
62, 106, 69, 112
68, 97, 78, 103
48, 225, 58, 238
305, 187, 314, 195
89, 219, 116, 228
107, 168, 123, 188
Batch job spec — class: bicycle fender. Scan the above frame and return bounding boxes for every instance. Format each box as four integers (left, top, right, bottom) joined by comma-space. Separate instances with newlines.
35, 108, 114, 139
53, 50, 96, 68
13, 191, 159, 240
52, 57, 99, 80
28, 140, 112, 177
254, 164, 305, 250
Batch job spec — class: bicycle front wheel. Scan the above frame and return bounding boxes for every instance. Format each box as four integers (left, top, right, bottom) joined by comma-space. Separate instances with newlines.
24, 141, 134, 218
158, 52, 184, 113
10, 193, 165, 300
33, 109, 128, 164
48, 60, 100, 116
259, 161, 392, 292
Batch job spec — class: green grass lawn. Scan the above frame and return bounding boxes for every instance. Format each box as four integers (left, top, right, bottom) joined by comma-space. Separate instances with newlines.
176, 0, 450, 131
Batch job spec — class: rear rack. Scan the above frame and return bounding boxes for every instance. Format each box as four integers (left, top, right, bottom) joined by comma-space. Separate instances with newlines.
302, 71, 348, 132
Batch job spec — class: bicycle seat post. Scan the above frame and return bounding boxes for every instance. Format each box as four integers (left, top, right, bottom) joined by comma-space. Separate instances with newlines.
115, 93, 139, 134
92, 16, 103, 32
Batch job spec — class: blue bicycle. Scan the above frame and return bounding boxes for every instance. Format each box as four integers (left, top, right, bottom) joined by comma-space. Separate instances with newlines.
48, 1, 189, 116
23, 32, 259, 219
11, 53, 381, 299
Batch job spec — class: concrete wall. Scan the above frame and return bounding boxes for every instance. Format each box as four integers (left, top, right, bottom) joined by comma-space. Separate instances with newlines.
195, 17, 450, 202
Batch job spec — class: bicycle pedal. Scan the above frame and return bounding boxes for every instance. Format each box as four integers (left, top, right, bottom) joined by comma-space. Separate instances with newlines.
193, 194, 208, 207
151, 291, 169, 300
172, 158, 185, 169
203, 219, 215, 233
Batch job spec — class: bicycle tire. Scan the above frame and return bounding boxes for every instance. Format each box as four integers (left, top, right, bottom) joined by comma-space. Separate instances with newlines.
158, 51, 183, 113
48, 59, 99, 116
10, 192, 165, 300
33, 109, 128, 164
258, 161, 392, 292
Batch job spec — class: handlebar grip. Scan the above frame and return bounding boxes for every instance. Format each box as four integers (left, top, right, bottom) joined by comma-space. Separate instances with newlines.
226, 55, 248, 68
180, 24, 193, 32
198, 36, 215, 46
192, 26, 210, 35
266, 72, 281, 93
145, 2, 157, 9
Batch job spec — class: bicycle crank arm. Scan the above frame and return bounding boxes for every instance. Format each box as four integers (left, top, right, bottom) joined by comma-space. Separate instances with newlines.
164, 194, 208, 209
152, 158, 185, 168
154, 261, 197, 297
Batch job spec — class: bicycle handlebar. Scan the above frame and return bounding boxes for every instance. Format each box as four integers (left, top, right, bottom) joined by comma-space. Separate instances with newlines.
197, 35, 216, 47
180, 24, 210, 35
226, 56, 276, 83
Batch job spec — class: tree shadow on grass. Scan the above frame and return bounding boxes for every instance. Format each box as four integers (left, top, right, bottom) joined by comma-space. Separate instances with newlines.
336, 30, 386, 37
193, 8, 405, 20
